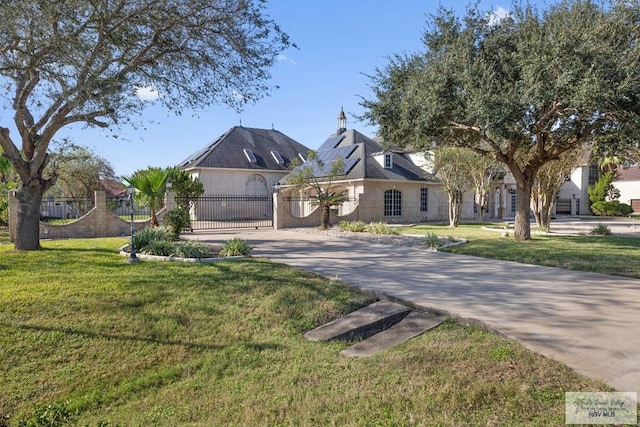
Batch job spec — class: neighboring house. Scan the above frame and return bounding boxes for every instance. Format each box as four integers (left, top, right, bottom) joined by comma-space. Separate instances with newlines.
100, 178, 128, 199
280, 112, 470, 223
178, 126, 310, 195
556, 162, 598, 216
614, 166, 640, 212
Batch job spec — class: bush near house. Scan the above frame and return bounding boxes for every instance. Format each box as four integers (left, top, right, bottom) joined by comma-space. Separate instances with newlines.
338, 220, 399, 235
591, 200, 633, 216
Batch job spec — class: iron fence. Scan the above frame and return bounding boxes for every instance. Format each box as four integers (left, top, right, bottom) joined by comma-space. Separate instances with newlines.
39, 196, 152, 223
40, 197, 94, 222
106, 197, 151, 221
183, 194, 273, 230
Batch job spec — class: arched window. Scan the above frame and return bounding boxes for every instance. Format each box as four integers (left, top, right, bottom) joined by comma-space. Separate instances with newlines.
245, 174, 268, 195
384, 189, 402, 216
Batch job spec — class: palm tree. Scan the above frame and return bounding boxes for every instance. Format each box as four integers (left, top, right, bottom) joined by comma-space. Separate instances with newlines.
311, 189, 348, 230
123, 167, 169, 226
285, 151, 348, 230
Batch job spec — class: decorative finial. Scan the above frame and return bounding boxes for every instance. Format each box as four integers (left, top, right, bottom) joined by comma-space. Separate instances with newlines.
337, 106, 347, 135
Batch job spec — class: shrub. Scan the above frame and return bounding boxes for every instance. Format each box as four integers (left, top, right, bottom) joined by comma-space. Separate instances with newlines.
133, 226, 173, 250
174, 240, 212, 259
219, 238, 252, 257
338, 220, 367, 232
590, 223, 612, 236
140, 239, 175, 256
364, 222, 399, 235
17, 402, 73, 427
591, 201, 633, 216
423, 232, 441, 248
162, 208, 191, 239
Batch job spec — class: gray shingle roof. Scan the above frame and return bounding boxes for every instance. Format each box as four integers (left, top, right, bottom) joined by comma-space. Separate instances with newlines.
178, 126, 310, 171
307, 129, 436, 182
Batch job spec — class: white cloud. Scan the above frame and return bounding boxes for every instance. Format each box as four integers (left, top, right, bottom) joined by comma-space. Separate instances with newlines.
488, 6, 510, 26
277, 54, 296, 65
135, 85, 160, 102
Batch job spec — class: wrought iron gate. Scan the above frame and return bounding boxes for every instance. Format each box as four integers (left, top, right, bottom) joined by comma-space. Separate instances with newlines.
179, 194, 273, 230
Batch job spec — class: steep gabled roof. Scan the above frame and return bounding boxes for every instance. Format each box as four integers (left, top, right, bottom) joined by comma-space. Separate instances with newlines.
295, 129, 437, 182
178, 126, 310, 171
616, 165, 640, 181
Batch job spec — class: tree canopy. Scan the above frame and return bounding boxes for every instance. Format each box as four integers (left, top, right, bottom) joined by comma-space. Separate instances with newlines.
0, 0, 292, 250
362, 0, 640, 240
47, 141, 116, 200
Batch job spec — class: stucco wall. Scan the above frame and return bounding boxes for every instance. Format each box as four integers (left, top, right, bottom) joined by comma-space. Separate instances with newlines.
9, 191, 175, 242
615, 180, 640, 208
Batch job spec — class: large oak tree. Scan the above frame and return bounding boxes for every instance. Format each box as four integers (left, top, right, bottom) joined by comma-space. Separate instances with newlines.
362, 0, 640, 240
0, 0, 291, 250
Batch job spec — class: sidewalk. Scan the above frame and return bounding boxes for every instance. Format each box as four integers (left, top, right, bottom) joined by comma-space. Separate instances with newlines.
192, 227, 640, 392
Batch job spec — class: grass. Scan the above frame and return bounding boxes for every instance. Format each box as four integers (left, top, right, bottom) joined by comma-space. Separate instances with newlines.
402, 223, 640, 279
0, 238, 611, 426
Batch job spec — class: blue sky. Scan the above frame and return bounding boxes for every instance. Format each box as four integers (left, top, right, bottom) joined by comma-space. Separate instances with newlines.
36, 1, 517, 177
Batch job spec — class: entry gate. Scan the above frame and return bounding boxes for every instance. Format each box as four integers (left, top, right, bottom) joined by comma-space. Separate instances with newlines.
179, 194, 273, 230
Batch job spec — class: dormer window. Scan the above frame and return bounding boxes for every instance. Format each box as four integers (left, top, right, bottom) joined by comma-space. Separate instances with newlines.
384, 153, 393, 169
271, 150, 284, 165
243, 148, 257, 164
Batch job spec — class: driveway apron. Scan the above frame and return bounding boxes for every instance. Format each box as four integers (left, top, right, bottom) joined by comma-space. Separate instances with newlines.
192, 228, 640, 392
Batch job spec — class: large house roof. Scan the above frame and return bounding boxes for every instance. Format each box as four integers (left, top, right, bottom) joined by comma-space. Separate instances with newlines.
178, 126, 310, 171
617, 165, 640, 181
294, 129, 437, 183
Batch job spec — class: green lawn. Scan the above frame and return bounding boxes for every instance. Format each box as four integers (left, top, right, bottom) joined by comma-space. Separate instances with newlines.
401, 223, 640, 279
0, 238, 610, 426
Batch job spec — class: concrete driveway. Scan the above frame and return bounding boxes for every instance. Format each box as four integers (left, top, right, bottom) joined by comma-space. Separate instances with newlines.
191, 226, 640, 392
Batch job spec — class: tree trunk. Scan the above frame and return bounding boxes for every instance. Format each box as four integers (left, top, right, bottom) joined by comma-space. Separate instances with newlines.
14, 184, 45, 250
513, 179, 533, 240
542, 199, 554, 231
448, 193, 461, 227
476, 192, 486, 222
319, 204, 330, 229
531, 192, 542, 229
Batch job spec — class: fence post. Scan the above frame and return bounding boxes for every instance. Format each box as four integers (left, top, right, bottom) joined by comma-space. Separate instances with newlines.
94, 191, 107, 237
273, 191, 283, 229
8, 189, 18, 243
165, 191, 175, 211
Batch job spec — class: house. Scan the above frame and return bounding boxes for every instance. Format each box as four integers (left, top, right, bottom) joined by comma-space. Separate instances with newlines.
178, 126, 310, 195
279, 110, 469, 224
556, 162, 599, 216
614, 165, 640, 212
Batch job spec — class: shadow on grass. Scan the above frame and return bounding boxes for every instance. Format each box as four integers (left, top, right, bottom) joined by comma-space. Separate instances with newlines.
4, 322, 286, 353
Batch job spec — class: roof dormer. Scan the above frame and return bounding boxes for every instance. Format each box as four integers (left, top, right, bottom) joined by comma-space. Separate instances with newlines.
373, 151, 394, 169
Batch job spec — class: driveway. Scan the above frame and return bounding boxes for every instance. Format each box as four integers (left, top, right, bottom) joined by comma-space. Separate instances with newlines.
191, 226, 640, 392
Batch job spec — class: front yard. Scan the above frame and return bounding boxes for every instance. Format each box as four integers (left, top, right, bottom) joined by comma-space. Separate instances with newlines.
0, 237, 610, 426
401, 223, 640, 279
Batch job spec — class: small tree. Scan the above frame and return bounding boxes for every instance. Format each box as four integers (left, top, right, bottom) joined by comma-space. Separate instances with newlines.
284, 151, 348, 230
123, 167, 170, 227
467, 154, 502, 222
433, 148, 475, 227
532, 147, 586, 230
167, 168, 205, 211
588, 172, 617, 208
47, 140, 116, 200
